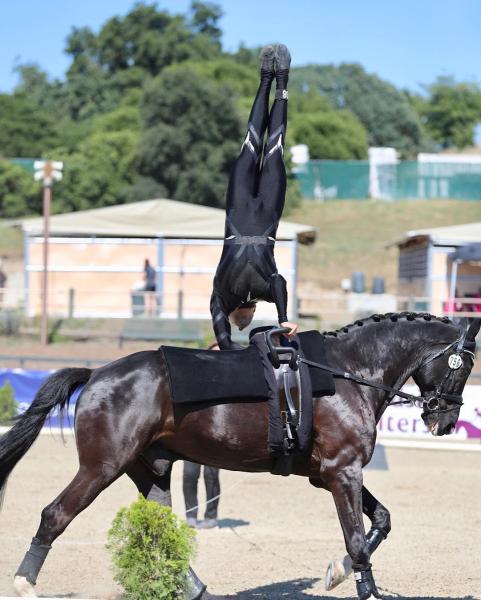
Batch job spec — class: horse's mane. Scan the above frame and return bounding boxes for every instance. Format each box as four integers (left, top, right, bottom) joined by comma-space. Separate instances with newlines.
323, 312, 454, 338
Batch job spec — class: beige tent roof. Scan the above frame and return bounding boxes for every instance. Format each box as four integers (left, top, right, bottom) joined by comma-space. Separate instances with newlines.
397, 221, 481, 248
22, 198, 316, 244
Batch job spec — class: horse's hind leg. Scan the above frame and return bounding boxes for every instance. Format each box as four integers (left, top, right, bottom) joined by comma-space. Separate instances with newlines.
127, 446, 207, 600
14, 463, 121, 597
325, 485, 391, 592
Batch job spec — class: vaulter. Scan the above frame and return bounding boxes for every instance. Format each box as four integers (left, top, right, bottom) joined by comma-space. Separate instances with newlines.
210, 44, 298, 350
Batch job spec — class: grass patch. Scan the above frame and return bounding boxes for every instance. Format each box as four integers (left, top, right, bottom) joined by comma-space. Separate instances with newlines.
0, 222, 23, 258
288, 199, 481, 292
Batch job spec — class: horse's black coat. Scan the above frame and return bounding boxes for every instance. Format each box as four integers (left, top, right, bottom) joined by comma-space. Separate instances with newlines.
0, 314, 479, 600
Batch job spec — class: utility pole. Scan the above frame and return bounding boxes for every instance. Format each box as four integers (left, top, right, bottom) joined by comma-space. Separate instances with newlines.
34, 160, 63, 346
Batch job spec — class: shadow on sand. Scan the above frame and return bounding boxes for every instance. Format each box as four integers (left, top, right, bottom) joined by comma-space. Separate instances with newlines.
217, 518, 250, 529
204, 577, 477, 600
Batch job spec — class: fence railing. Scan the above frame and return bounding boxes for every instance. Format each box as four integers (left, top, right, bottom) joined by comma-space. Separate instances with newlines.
1, 289, 480, 329
294, 159, 481, 200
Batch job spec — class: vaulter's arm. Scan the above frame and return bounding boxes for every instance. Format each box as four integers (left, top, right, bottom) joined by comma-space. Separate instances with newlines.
210, 291, 240, 350
269, 273, 288, 324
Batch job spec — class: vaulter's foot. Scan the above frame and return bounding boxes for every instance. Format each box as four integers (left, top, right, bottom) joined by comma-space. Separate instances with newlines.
259, 44, 275, 76
274, 44, 291, 73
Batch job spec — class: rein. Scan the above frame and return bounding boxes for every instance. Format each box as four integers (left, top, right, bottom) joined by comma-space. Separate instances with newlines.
298, 357, 420, 405
298, 335, 475, 413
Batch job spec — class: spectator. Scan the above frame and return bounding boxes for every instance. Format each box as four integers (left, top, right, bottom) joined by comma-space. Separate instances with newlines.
184, 342, 221, 529
143, 259, 156, 316
0, 264, 6, 308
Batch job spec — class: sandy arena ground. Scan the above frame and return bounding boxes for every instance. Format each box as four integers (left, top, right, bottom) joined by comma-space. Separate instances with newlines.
0, 435, 480, 600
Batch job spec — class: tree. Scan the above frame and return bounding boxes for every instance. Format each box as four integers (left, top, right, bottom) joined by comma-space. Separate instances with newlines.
138, 66, 242, 207
0, 160, 41, 217
290, 64, 425, 157
190, 1, 223, 47
52, 129, 139, 212
65, 3, 220, 80
288, 90, 368, 159
0, 94, 59, 158
421, 77, 481, 149
291, 112, 368, 160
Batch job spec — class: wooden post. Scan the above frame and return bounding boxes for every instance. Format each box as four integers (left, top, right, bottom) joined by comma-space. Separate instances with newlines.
34, 160, 63, 346
40, 182, 51, 346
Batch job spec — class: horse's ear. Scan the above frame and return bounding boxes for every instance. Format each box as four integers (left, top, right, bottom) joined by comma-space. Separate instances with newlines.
466, 318, 481, 341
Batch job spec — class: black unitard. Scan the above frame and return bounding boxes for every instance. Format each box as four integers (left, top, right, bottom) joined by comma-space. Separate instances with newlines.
211, 69, 290, 350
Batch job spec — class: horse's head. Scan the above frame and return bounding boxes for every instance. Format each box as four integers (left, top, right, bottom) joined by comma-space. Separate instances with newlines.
412, 318, 480, 436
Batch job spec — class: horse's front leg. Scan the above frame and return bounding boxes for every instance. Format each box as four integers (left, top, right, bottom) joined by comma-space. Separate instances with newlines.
325, 485, 391, 591
325, 466, 381, 600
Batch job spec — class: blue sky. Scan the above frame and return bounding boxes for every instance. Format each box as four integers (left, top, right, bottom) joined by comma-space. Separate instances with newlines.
1, 0, 481, 93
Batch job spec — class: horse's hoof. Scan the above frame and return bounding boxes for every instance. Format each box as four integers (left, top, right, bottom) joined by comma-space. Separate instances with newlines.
324, 555, 353, 590
13, 576, 37, 597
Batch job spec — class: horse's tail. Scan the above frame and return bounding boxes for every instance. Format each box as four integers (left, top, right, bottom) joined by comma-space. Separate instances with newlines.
0, 367, 92, 502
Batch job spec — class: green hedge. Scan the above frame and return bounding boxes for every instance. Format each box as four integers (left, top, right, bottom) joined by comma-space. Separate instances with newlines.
107, 495, 196, 600
0, 382, 17, 423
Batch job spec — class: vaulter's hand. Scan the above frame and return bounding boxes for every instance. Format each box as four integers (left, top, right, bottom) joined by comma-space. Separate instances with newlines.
280, 321, 299, 338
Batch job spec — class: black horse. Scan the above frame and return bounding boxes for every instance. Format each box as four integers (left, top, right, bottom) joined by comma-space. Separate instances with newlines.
0, 313, 479, 600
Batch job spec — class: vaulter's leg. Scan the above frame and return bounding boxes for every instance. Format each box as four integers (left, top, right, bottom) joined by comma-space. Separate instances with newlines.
325, 485, 391, 591
226, 45, 275, 209
325, 466, 381, 600
257, 44, 290, 224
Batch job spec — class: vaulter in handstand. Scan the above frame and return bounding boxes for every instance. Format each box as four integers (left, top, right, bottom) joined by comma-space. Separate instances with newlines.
210, 44, 298, 350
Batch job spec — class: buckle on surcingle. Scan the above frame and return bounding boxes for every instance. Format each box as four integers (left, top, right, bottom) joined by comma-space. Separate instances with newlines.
266, 328, 302, 454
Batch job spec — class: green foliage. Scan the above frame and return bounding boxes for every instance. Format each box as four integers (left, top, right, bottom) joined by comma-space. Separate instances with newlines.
66, 3, 220, 79
139, 65, 242, 207
4, 1, 480, 219
290, 64, 425, 157
290, 92, 368, 159
107, 495, 196, 600
0, 382, 17, 423
0, 94, 59, 158
52, 129, 139, 212
190, 2, 223, 46
0, 161, 41, 217
420, 77, 481, 149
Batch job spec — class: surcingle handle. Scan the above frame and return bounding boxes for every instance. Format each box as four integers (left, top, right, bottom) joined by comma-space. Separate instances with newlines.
265, 327, 298, 370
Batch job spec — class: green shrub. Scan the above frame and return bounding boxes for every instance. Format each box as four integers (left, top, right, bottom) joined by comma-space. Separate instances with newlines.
0, 382, 17, 423
107, 495, 196, 600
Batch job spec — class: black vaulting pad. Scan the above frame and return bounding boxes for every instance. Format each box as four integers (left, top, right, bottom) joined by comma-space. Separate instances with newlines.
161, 330, 335, 405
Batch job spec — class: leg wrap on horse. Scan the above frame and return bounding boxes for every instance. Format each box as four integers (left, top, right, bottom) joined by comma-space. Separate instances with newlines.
15, 537, 52, 585
184, 566, 207, 600
366, 527, 386, 555
353, 567, 381, 600
146, 485, 172, 507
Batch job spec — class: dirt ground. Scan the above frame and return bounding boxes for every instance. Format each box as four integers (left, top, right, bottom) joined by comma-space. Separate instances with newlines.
0, 435, 480, 600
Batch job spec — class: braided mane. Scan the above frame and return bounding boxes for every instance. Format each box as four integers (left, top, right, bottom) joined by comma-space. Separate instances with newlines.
323, 312, 454, 338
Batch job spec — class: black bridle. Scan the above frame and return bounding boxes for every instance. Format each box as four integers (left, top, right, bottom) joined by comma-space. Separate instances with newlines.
416, 331, 475, 416
266, 327, 475, 417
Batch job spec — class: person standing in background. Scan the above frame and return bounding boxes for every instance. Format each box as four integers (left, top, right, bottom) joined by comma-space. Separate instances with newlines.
143, 258, 156, 316
0, 262, 7, 308
183, 342, 221, 529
